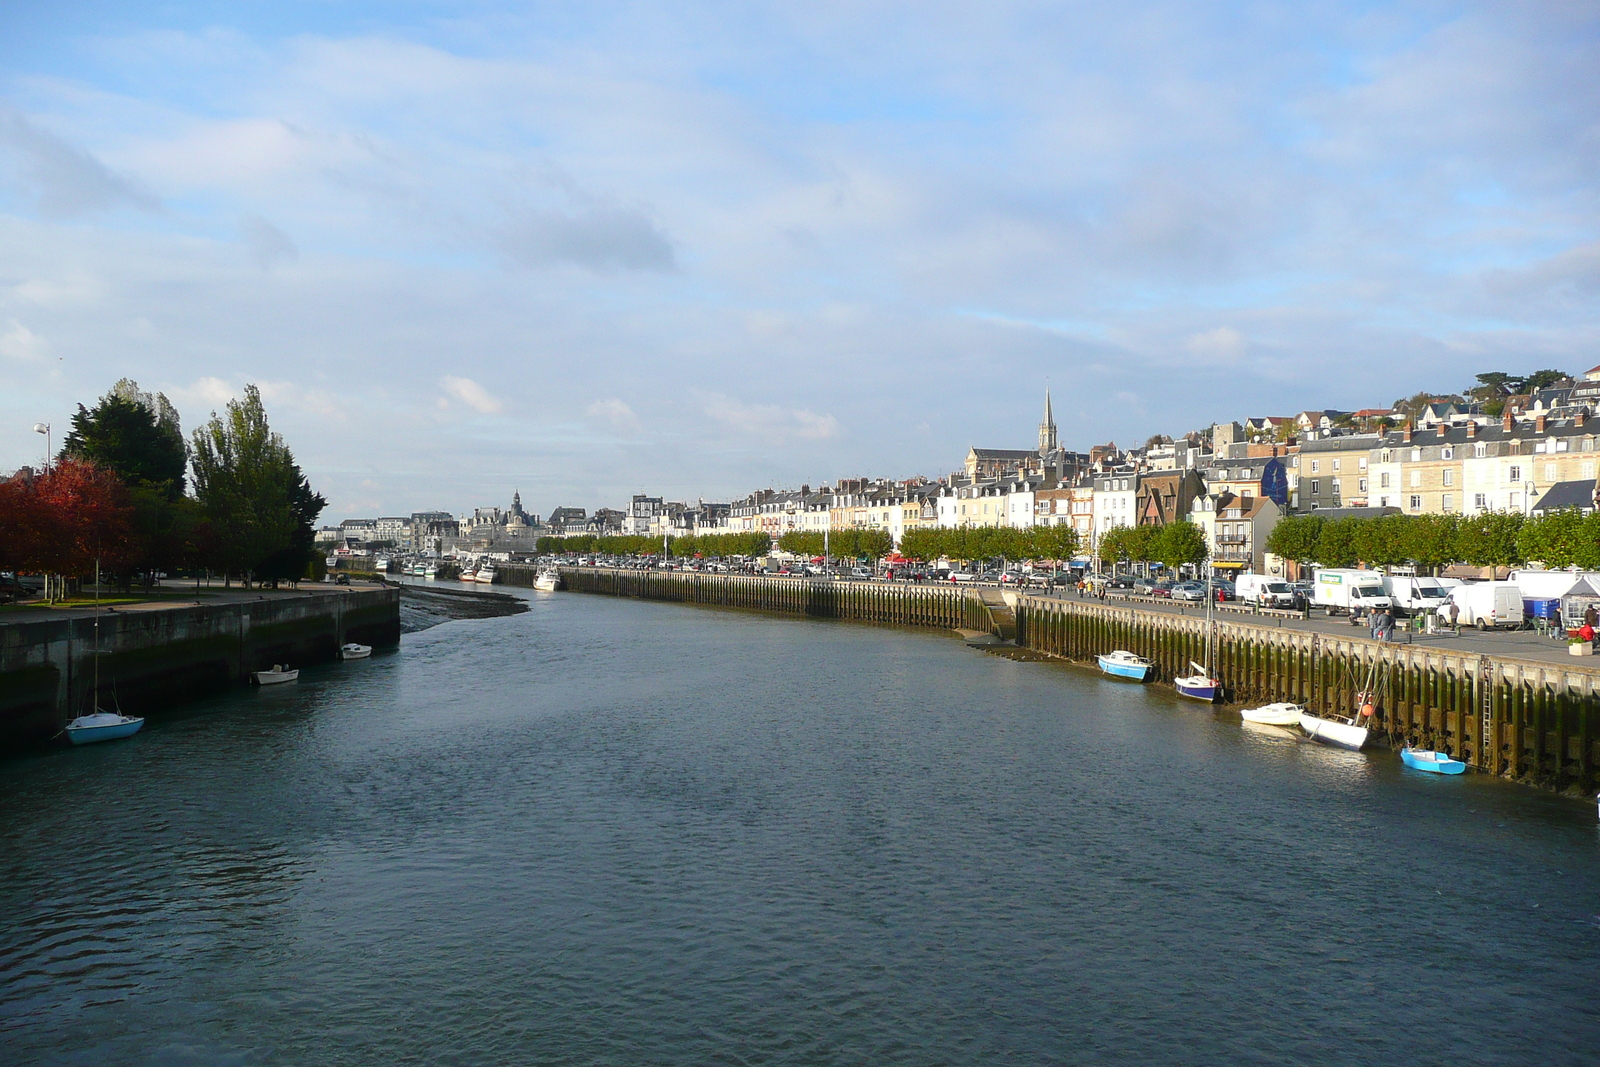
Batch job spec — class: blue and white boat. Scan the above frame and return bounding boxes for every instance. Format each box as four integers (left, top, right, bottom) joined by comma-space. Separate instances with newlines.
1098, 650, 1153, 681
65, 710, 144, 745
1401, 747, 1466, 774
1174, 661, 1219, 702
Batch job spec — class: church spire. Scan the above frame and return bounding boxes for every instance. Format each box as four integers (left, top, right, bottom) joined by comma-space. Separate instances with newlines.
1038, 389, 1058, 454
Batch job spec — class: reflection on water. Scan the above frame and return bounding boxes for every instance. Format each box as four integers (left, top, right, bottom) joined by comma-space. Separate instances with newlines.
4, 592, 1600, 1065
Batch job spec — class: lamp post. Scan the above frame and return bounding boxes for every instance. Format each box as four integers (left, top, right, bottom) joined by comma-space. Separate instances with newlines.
33, 422, 50, 473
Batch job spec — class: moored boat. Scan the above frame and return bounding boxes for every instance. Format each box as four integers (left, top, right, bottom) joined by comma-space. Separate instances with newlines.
1173, 660, 1218, 702
533, 568, 562, 591
65, 711, 144, 745
458, 568, 477, 582
1401, 747, 1466, 774
254, 664, 299, 685
1097, 650, 1152, 681
1299, 711, 1369, 750
475, 566, 496, 584
340, 642, 372, 660
424, 564, 437, 579
1241, 702, 1304, 726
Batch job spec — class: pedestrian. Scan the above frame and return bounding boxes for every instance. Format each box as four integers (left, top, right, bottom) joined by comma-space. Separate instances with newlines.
1448, 600, 1460, 634
1367, 608, 1380, 641
1380, 608, 1396, 643
1585, 604, 1597, 630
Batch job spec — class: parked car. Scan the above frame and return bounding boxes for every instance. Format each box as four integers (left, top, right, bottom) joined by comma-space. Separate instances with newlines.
1169, 581, 1206, 602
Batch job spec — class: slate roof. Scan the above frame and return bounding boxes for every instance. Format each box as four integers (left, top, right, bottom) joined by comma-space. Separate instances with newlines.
1531, 480, 1598, 514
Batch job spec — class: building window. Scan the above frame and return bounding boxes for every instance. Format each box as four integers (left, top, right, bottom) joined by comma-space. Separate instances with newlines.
1585, 438, 1596, 452
1409, 495, 1422, 511
1441, 447, 1453, 460
1310, 460, 1319, 473
1358, 478, 1368, 492
1509, 465, 1522, 483
1333, 459, 1342, 472
1359, 457, 1368, 471
1411, 448, 1422, 462
1442, 494, 1453, 512
1381, 450, 1392, 463
1309, 479, 1320, 496
1585, 462, 1596, 479
1475, 442, 1487, 458
1545, 463, 1558, 482
1410, 470, 1421, 488
1442, 469, 1454, 486
1474, 493, 1487, 509
1380, 472, 1391, 488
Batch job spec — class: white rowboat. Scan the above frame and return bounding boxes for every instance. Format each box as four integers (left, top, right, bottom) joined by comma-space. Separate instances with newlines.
340, 643, 372, 660
254, 665, 299, 685
1241, 702, 1304, 726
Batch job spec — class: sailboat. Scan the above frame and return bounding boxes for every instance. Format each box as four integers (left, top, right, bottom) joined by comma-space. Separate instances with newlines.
1300, 663, 1376, 751
1173, 573, 1220, 702
64, 560, 144, 745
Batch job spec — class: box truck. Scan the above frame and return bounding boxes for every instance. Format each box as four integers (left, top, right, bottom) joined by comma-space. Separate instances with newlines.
1437, 581, 1523, 630
1313, 569, 1393, 618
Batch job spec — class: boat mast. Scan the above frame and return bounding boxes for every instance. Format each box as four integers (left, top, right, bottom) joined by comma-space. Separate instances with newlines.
93, 557, 101, 713
1204, 565, 1214, 676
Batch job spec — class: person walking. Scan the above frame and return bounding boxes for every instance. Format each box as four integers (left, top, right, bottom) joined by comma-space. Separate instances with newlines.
1585, 603, 1597, 630
1379, 608, 1396, 643
1448, 600, 1460, 634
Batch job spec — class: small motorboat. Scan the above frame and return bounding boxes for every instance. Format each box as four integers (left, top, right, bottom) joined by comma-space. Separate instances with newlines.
65, 710, 144, 745
458, 569, 477, 582
340, 642, 372, 660
1097, 650, 1152, 681
1299, 711, 1369, 750
1241, 702, 1304, 726
534, 569, 562, 592
254, 664, 299, 685
1401, 747, 1466, 774
475, 566, 496, 584
1173, 660, 1218, 702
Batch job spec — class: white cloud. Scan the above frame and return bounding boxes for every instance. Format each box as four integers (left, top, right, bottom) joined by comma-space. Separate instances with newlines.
170, 376, 238, 411
440, 375, 504, 415
1185, 326, 1246, 364
0, 319, 45, 361
585, 397, 639, 429
701, 392, 840, 441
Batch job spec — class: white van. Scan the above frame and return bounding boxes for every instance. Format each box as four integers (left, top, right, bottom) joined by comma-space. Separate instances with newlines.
1313, 569, 1393, 616
1438, 581, 1523, 630
1382, 575, 1451, 617
1235, 573, 1297, 608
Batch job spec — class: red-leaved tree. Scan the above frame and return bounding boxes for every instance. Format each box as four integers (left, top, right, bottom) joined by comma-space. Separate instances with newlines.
1, 459, 136, 583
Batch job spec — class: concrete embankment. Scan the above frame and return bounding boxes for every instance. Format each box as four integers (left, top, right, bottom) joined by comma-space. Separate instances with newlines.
0, 585, 399, 752
552, 567, 1600, 795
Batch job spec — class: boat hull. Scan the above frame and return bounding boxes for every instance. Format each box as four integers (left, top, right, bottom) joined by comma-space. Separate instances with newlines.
1299, 713, 1369, 750
1097, 654, 1152, 681
1242, 703, 1304, 726
1174, 676, 1218, 702
340, 644, 372, 660
1401, 748, 1466, 774
254, 670, 299, 685
65, 715, 145, 745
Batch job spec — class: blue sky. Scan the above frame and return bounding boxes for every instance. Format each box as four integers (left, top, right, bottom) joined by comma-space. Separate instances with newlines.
2, 1, 1597, 519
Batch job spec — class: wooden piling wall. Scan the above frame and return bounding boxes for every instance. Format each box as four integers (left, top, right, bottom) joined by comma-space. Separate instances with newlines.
543, 567, 1600, 792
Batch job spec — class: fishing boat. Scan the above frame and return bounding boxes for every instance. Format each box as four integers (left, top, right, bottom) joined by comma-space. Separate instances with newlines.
340, 642, 372, 660
1097, 650, 1153, 681
254, 664, 299, 685
1401, 747, 1466, 774
458, 567, 478, 582
1299, 710, 1369, 750
64, 560, 145, 746
534, 569, 562, 591
475, 565, 496, 584
1241, 702, 1304, 726
424, 564, 437, 579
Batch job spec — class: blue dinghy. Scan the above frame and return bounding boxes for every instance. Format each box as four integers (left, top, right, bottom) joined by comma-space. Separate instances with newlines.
1400, 747, 1466, 774
1097, 650, 1153, 681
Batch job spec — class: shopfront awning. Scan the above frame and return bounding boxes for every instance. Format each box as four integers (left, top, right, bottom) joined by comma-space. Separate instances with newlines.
1210, 560, 1246, 570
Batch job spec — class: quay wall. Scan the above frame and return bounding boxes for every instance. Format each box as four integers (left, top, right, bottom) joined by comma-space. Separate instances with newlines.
552, 567, 1600, 793
0, 588, 399, 752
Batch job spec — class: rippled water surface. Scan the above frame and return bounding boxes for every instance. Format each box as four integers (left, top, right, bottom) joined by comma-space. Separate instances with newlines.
6, 591, 1600, 1065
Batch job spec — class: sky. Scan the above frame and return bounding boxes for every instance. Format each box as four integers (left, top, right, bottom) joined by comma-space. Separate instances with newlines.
2, 1, 1596, 521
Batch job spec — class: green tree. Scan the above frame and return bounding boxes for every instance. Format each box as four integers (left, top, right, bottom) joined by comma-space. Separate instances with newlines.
1150, 521, 1208, 570
61, 379, 187, 499
1457, 512, 1524, 568
190, 385, 326, 586
1523, 369, 1570, 392
1265, 514, 1323, 564
1314, 517, 1360, 567
1027, 524, 1080, 563
1399, 513, 1460, 574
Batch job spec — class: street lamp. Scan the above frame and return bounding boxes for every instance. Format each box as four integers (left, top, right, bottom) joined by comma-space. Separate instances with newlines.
32, 423, 50, 473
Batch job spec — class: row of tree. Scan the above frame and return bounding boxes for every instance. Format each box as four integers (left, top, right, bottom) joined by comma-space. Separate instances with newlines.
0, 381, 325, 593
1094, 521, 1210, 570
1262, 510, 1595, 571
898, 524, 1080, 565
776, 529, 894, 560
536, 532, 774, 557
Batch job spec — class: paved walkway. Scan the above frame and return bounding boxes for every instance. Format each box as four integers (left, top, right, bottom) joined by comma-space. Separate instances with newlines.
0, 579, 393, 626
1032, 588, 1592, 669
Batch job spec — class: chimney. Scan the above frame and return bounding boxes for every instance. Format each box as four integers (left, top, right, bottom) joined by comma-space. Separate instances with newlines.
1402, 422, 1413, 444
1437, 422, 1448, 438
1577, 408, 1588, 428
1536, 414, 1547, 434
1503, 409, 1514, 433
1467, 420, 1478, 438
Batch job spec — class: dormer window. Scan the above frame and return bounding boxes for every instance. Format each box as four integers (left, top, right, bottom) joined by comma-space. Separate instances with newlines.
1475, 442, 1487, 458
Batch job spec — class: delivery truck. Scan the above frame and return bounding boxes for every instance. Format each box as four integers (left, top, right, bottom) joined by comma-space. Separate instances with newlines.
1235, 573, 1298, 608
1381, 575, 1451, 617
1313, 569, 1393, 619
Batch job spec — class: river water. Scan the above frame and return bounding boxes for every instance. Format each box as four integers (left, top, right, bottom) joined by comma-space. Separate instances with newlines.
5, 591, 1600, 1065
